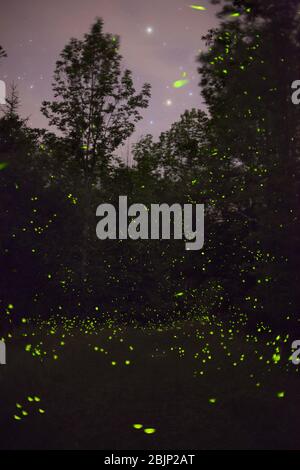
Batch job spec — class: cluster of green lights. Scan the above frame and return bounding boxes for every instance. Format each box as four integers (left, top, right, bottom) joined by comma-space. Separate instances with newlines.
14, 396, 45, 421
133, 424, 156, 434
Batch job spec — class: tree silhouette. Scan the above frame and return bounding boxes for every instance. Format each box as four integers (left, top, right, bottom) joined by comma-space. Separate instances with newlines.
42, 18, 151, 177
42, 18, 151, 283
198, 0, 300, 324
2, 83, 20, 117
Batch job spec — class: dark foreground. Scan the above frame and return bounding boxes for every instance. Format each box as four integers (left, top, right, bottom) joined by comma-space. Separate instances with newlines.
0, 316, 299, 450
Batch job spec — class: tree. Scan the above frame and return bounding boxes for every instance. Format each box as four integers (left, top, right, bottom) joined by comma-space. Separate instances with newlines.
42, 18, 151, 284
131, 109, 232, 317
0, 84, 28, 155
42, 18, 151, 177
4, 83, 20, 118
198, 0, 300, 325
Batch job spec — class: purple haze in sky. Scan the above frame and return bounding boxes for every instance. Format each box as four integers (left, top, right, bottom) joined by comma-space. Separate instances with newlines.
0, 0, 219, 159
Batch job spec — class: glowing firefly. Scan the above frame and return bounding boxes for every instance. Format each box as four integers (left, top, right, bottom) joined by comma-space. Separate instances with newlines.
144, 428, 156, 434
173, 79, 189, 89
190, 5, 206, 11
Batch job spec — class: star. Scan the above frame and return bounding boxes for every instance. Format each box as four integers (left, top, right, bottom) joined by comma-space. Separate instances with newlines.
165, 99, 173, 107
146, 26, 153, 34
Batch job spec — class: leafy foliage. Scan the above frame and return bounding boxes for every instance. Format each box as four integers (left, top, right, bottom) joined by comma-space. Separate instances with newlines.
1, 7, 299, 327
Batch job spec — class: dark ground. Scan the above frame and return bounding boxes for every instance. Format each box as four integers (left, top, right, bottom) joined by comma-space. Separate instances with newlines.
0, 317, 299, 450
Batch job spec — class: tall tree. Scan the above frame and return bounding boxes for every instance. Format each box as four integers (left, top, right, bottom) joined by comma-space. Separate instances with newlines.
198, 0, 300, 324
42, 19, 151, 177
4, 83, 20, 118
42, 18, 151, 284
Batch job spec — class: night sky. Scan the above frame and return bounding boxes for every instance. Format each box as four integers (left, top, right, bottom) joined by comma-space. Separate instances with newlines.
1, 0, 219, 157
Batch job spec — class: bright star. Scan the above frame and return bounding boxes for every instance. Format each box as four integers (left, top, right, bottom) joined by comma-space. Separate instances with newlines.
146, 26, 153, 34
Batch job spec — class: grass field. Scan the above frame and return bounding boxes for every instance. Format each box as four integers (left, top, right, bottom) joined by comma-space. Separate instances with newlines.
0, 315, 299, 450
